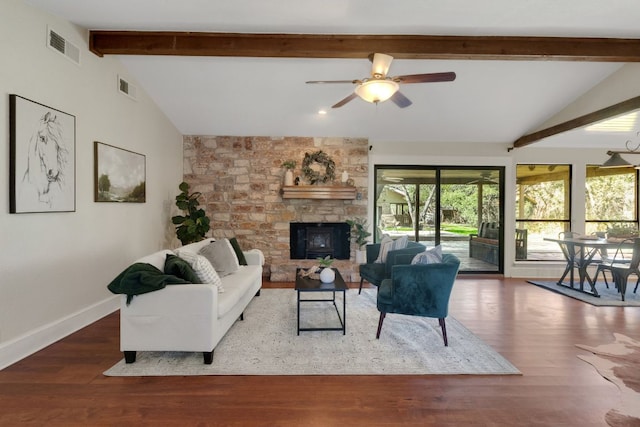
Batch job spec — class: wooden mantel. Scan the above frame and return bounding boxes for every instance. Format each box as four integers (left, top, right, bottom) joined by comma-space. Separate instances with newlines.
281, 185, 357, 200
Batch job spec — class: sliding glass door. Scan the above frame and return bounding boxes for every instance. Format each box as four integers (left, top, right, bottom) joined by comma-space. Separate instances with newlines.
375, 166, 504, 273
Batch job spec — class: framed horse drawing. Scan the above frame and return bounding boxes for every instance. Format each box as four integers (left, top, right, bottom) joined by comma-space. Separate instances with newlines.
9, 95, 76, 213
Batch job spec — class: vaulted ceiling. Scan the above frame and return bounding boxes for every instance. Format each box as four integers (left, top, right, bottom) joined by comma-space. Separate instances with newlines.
25, 0, 640, 148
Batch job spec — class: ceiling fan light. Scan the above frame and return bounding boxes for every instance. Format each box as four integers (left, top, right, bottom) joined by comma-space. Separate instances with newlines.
600, 152, 633, 168
355, 79, 399, 103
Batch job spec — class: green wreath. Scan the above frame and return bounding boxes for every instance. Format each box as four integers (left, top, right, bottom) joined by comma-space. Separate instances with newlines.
302, 150, 336, 184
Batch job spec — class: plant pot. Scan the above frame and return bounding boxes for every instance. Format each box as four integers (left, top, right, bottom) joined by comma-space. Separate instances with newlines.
319, 267, 335, 283
284, 169, 294, 186
355, 249, 366, 264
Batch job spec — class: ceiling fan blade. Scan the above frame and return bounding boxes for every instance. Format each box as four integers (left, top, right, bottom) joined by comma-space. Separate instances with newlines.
332, 92, 359, 108
395, 72, 457, 84
390, 91, 412, 108
306, 80, 358, 84
371, 53, 394, 77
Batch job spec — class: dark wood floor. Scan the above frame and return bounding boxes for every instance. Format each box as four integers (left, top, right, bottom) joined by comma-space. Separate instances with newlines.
1, 278, 638, 426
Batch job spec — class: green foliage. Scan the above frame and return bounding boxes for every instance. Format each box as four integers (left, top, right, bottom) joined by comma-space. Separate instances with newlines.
317, 255, 334, 267
171, 181, 211, 245
281, 160, 296, 170
606, 223, 639, 238
517, 180, 566, 220
346, 217, 372, 248
98, 174, 111, 193
586, 171, 636, 221
127, 181, 145, 202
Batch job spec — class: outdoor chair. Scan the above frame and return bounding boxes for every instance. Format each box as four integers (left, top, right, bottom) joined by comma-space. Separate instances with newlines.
375, 253, 461, 346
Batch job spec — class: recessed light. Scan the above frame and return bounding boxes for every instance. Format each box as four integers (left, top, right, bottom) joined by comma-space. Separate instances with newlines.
318, 110, 327, 115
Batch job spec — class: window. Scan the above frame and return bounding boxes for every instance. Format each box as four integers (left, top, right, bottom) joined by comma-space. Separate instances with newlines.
515, 164, 571, 261
585, 165, 638, 235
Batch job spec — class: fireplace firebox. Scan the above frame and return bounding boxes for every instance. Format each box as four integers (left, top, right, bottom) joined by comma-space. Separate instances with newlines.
290, 222, 350, 260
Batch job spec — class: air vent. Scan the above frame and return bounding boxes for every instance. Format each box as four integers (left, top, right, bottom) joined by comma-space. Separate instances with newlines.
117, 75, 137, 100
47, 27, 80, 65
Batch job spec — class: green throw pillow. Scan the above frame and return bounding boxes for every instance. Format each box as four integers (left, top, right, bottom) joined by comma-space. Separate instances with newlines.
229, 237, 248, 266
164, 253, 200, 283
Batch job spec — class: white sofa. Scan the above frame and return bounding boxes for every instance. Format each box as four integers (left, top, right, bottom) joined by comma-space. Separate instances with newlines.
118, 239, 264, 364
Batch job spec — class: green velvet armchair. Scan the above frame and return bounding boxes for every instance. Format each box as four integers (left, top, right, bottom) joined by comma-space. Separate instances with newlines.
376, 253, 461, 346
358, 241, 425, 294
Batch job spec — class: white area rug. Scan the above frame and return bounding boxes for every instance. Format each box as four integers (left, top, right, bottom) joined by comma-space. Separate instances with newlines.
104, 289, 520, 376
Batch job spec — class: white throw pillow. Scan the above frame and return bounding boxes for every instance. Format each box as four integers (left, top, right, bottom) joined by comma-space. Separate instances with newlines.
411, 245, 443, 265
176, 250, 225, 292
199, 238, 240, 277
374, 235, 394, 264
391, 235, 409, 251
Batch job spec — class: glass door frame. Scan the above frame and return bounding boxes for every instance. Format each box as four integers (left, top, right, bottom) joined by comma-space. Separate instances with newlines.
373, 165, 505, 274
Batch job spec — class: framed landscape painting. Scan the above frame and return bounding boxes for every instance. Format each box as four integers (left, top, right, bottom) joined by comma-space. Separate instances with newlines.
94, 141, 146, 203
9, 94, 76, 213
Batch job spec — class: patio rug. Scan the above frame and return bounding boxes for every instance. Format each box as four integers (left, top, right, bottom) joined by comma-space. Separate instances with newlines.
527, 281, 640, 307
576, 333, 640, 427
104, 288, 520, 376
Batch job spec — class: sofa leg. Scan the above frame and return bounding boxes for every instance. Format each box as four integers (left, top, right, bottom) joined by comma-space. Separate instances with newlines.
439, 318, 448, 346
203, 350, 214, 364
240, 312, 244, 321
255, 289, 261, 297
376, 312, 386, 339
124, 351, 136, 364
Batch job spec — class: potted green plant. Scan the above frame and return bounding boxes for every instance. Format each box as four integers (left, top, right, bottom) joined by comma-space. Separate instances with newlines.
281, 159, 296, 186
347, 218, 372, 263
171, 181, 211, 245
317, 255, 335, 283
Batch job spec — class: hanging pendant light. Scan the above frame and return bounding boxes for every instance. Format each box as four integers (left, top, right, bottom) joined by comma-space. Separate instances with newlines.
601, 152, 632, 168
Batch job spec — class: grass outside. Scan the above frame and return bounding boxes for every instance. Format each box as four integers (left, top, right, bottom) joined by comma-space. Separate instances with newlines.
391, 223, 478, 236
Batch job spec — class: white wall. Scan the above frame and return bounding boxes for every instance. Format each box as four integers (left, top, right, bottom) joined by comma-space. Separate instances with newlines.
0, 0, 183, 369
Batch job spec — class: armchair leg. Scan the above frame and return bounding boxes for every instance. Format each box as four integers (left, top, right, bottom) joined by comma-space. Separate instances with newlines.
203, 350, 214, 364
359, 277, 364, 294
376, 312, 386, 339
439, 318, 448, 346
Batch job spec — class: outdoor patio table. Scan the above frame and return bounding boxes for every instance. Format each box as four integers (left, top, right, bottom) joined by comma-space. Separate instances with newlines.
543, 237, 623, 297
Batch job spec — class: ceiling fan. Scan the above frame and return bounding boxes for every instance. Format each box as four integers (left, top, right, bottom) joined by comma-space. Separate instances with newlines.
306, 53, 456, 109
468, 171, 498, 185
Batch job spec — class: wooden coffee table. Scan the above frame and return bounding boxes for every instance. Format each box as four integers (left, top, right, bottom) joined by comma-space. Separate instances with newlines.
295, 268, 347, 335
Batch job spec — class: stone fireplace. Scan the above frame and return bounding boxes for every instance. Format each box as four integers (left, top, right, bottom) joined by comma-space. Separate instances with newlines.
182, 135, 369, 282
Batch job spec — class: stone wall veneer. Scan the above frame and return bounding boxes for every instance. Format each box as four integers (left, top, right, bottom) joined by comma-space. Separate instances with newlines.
183, 136, 369, 281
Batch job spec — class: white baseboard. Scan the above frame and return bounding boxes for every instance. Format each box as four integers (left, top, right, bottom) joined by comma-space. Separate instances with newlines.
0, 296, 119, 371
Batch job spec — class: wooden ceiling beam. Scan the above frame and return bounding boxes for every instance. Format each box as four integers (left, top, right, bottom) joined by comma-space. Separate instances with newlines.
89, 31, 640, 62
511, 95, 640, 149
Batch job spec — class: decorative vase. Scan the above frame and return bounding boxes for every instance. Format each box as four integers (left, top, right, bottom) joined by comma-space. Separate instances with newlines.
355, 249, 366, 264
319, 267, 335, 283
284, 169, 294, 186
